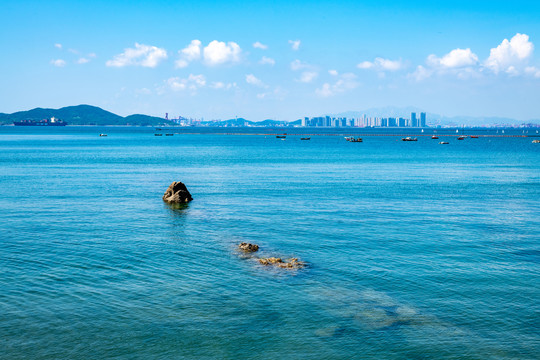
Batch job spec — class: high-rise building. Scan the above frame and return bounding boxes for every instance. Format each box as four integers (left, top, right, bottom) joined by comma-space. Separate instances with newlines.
411, 112, 417, 127
420, 112, 426, 127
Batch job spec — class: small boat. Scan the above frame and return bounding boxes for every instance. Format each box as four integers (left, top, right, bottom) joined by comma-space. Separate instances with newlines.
300, 137, 311, 140
457, 136, 466, 140
431, 136, 439, 139
99, 133, 107, 137
402, 137, 417, 141
165, 133, 174, 136
276, 135, 286, 139
439, 141, 449, 144
346, 137, 363, 142
470, 135, 478, 138
533, 139, 540, 143
154, 133, 163, 136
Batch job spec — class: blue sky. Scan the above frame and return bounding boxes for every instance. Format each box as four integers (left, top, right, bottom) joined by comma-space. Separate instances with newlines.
1, 0, 540, 120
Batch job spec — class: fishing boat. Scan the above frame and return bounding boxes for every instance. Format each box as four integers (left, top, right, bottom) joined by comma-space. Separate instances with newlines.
431, 135, 439, 139
276, 135, 286, 139
346, 137, 363, 142
470, 135, 478, 138
533, 139, 540, 143
99, 134, 107, 137
154, 133, 163, 136
402, 137, 417, 141
300, 137, 311, 140
439, 141, 449, 144
457, 136, 466, 140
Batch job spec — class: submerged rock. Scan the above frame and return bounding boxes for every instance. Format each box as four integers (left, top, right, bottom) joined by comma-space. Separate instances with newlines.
239, 242, 259, 252
258, 257, 306, 269
163, 182, 193, 204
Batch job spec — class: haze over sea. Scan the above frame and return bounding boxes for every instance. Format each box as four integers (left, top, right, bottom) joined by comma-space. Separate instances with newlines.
1, 126, 539, 359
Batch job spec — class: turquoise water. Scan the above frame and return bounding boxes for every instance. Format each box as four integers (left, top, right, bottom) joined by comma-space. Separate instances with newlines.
1, 127, 539, 359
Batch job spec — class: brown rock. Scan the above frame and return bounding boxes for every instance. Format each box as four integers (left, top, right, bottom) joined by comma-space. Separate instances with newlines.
258, 257, 306, 269
163, 182, 193, 204
239, 242, 259, 252
258, 257, 283, 266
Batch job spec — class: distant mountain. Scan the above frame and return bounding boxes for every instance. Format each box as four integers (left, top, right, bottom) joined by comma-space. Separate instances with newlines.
331, 106, 425, 119
328, 106, 537, 127
2, 104, 537, 127
0, 105, 175, 126
200, 118, 296, 127
124, 114, 172, 126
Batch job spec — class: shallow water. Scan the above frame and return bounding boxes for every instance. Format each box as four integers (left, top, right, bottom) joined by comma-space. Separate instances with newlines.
1, 126, 539, 359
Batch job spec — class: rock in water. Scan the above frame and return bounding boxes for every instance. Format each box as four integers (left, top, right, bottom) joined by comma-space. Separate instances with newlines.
258, 257, 306, 269
239, 242, 259, 252
163, 182, 193, 203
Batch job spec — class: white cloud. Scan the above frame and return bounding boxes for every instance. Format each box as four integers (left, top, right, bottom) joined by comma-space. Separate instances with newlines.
54, 43, 62, 49
357, 57, 404, 71
298, 71, 318, 83
357, 61, 374, 69
290, 60, 318, 81
203, 40, 242, 66
259, 56, 275, 66
316, 73, 358, 97
316, 83, 333, 97
376, 58, 403, 71
427, 48, 478, 68
245, 74, 268, 88
210, 81, 237, 90
175, 40, 201, 68
136, 88, 152, 95
210, 81, 226, 89
290, 59, 310, 71
106, 43, 168, 68
289, 40, 301, 51
256, 86, 287, 100
76, 53, 96, 65
328, 69, 338, 76
166, 74, 206, 92
485, 33, 534, 74
51, 59, 66, 67
253, 41, 268, 50
410, 48, 480, 81
525, 66, 540, 78
408, 65, 433, 82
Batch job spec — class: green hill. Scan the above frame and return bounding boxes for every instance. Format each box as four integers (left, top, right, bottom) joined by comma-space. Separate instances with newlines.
0, 105, 175, 126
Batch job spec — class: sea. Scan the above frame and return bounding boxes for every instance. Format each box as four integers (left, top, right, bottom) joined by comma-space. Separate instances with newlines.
0, 126, 538, 359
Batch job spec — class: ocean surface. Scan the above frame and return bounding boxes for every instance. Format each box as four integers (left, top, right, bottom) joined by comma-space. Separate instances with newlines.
0, 126, 539, 359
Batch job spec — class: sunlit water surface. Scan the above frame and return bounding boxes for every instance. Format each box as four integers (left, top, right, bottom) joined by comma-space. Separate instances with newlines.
0, 126, 538, 359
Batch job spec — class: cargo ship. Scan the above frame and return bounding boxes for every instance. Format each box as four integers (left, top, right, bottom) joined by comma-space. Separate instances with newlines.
13, 117, 67, 126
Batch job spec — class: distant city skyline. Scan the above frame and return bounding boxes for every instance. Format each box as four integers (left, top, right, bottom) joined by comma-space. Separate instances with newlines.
1, 1, 540, 121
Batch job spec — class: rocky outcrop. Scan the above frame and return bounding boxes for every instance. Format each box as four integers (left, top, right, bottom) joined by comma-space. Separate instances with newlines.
258, 257, 306, 269
239, 242, 259, 252
237, 242, 307, 270
163, 182, 193, 204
